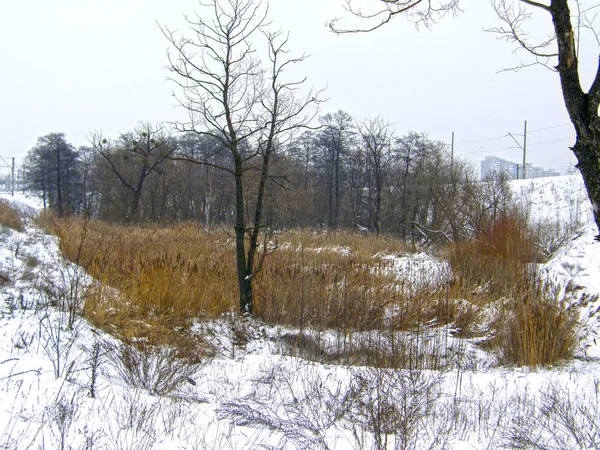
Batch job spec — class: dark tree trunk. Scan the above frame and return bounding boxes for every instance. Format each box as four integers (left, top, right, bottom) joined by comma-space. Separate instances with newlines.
334, 145, 341, 229
374, 175, 382, 234
56, 144, 63, 218
551, 0, 600, 238
328, 154, 334, 229
247, 146, 273, 291
233, 155, 252, 315
126, 169, 149, 223
572, 139, 600, 237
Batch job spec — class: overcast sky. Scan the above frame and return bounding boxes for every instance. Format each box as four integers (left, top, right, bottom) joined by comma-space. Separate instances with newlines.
0, 0, 588, 175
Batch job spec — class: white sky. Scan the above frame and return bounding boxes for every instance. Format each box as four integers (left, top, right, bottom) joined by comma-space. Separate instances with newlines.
0, 0, 589, 175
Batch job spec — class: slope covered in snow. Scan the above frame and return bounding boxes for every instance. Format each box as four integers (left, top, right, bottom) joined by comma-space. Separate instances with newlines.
1, 177, 600, 449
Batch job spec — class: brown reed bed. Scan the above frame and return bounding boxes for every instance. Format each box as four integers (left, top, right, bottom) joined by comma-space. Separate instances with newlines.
45, 213, 581, 367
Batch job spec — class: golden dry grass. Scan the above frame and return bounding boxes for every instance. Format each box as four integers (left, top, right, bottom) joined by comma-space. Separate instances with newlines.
47, 214, 580, 367
46, 217, 235, 355
493, 289, 580, 367
444, 214, 580, 366
49, 218, 448, 337
0, 200, 23, 232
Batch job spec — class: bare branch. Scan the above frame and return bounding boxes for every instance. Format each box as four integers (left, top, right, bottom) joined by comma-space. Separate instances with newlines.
520, 0, 551, 13
488, 0, 558, 61
328, 0, 461, 34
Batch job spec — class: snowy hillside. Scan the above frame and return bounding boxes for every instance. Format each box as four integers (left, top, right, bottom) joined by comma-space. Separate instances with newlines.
1, 175, 600, 450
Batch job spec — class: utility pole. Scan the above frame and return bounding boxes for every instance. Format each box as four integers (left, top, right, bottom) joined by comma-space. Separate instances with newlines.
508, 120, 528, 179
11, 158, 14, 197
523, 121, 527, 180
451, 131, 455, 181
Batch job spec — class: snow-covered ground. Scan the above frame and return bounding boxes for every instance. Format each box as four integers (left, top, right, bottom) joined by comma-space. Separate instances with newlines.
1, 177, 600, 450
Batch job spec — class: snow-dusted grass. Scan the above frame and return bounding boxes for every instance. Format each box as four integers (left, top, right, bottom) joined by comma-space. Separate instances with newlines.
1, 175, 600, 449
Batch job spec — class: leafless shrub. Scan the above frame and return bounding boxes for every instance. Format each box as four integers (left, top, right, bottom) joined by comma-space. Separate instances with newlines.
38, 309, 82, 378
504, 380, 600, 449
46, 392, 80, 450
110, 343, 198, 396
533, 218, 583, 259
110, 389, 158, 450
348, 368, 444, 450
83, 338, 106, 399
218, 362, 352, 449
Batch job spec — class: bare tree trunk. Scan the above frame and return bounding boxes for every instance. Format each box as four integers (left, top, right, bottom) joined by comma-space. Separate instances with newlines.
334, 144, 341, 229
551, 0, 600, 238
374, 176, 382, 234
573, 139, 600, 237
327, 152, 334, 229
234, 158, 252, 314
56, 142, 63, 217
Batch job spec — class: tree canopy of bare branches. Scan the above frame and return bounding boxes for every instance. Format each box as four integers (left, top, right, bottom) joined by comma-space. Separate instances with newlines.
331, 0, 600, 239
161, 0, 322, 314
91, 122, 175, 223
328, 0, 461, 33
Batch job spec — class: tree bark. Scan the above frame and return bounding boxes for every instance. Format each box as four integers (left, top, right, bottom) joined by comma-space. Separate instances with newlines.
233, 156, 252, 314
572, 139, 600, 238
550, 0, 600, 238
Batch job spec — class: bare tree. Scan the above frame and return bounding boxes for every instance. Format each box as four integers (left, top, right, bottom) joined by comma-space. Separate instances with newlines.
330, 0, 600, 240
161, 0, 321, 314
358, 117, 395, 234
91, 122, 175, 223
317, 110, 355, 229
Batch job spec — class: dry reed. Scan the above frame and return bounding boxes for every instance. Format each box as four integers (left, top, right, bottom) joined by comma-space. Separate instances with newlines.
48, 214, 580, 367
0, 200, 23, 232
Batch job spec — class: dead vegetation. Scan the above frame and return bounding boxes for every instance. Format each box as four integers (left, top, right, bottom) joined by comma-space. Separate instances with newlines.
45, 211, 582, 368
0, 200, 24, 232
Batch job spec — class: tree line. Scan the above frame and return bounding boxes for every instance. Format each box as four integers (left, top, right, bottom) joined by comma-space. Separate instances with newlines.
24, 115, 510, 242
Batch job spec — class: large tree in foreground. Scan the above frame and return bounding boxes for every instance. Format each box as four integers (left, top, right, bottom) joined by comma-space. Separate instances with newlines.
331, 0, 600, 240
162, 0, 321, 314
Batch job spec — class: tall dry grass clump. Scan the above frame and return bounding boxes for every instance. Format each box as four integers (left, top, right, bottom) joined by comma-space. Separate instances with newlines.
47, 216, 236, 351
47, 213, 580, 367
0, 200, 24, 232
446, 214, 580, 366
254, 238, 402, 330
446, 215, 542, 299
493, 290, 580, 367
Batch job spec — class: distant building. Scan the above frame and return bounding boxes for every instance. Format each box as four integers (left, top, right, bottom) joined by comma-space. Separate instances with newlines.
480, 156, 560, 181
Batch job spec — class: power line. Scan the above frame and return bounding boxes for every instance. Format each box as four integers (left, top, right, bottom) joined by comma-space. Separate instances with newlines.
456, 136, 575, 156
445, 123, 573, 148
453, 135, 509, 145
527, 136, 575, 146
527, 123, 571, 133
461, 145, 521, 155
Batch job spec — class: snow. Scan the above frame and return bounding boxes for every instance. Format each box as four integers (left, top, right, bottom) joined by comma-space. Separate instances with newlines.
0, 192, 44, 217
1, 175, 600, 449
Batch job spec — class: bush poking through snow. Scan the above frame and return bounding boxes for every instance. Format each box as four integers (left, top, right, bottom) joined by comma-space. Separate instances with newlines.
110, 342, 199, 396
504, 380, 600, 449
46, 393, 80, 450
492, 289, 581, 367
348, 368, 444, 450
